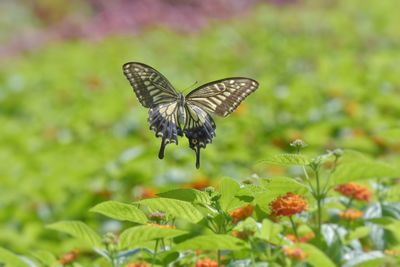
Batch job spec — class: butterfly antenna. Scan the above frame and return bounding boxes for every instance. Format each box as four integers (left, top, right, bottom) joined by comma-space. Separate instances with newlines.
181, 81, 198, 94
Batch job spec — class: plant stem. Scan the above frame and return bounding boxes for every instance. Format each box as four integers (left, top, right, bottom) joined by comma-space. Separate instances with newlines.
289, 216, 299, 241
315, 169, 322, 239
218, 250, 221, 267
152, 239, 159, 267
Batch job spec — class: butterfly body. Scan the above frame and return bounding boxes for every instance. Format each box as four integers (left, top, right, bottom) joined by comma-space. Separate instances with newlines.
123, 62, 259, 168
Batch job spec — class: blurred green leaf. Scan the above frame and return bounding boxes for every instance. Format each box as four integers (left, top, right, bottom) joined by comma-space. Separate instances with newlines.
157, 189, 211, 205
332, 161, 400, 183
119, 225, 187, 249
174, 234, 248, 251
0, 247, 30, 267
261, 154, 310, 166
257, 219, 283, 245
345, 226, 371, 244
298, 243, 336, 267
90, 200, 147, 224
47, 221, 102, 248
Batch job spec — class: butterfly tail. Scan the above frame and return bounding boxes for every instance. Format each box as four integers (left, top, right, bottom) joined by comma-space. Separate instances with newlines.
195, 148, 201, 169
158, 138, 166, 159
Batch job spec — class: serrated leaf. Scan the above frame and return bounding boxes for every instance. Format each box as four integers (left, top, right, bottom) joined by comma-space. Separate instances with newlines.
90, 201, 147, 224
47, 221, 102, 248
30, 250, 57, 265
0, 247, 30, 267
219, 177, 244, 212
262, 154, 310, 166
119, 225, 187, 249
332, 161, 400, 183
137, 198, 203, 223
174, 234, 248, 251
298, 243, 336, 267
157, 189, 211, 205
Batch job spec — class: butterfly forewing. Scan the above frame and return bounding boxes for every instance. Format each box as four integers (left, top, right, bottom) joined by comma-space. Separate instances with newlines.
186, 78, 259, 117
123, 62, 178, 107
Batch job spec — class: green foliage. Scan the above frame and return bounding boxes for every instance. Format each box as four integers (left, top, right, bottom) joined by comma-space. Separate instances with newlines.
1, 0, 400, 265
174, 234, 248, 251
119, 225, 187, 249
90, 200, 147, 224
0, 247, 30, 267
47, 221, 102, 248
137, 198, 204, 223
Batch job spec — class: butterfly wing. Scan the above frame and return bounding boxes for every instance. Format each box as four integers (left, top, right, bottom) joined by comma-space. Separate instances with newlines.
149, 102, 183, 159
123, 62, 182, 158
183, 103, 216, 169
186, 78, 259, 117
123, 62, 178, 107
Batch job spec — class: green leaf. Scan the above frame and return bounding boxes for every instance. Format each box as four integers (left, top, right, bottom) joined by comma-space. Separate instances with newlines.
332, 161, 400, 183
30, 250, 57, 266
0, 247, 30, 267
257, 219, 283, 245
174, 234, 248, 251
298, 243, 336, 267
262, 154, 310, 166
90, 200, 147, 224
119, 225, 187, 249
137, 198, 203, 223
345, 226, 371, 244
47, 221, 102, 247
219, 177, 243, 212
157, 189, 211, 205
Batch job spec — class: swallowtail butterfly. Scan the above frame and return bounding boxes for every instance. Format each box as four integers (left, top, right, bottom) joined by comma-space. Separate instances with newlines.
123, 62, 259, 168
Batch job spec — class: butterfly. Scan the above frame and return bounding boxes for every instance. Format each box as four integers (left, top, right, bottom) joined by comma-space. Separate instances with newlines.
123, 62, 259, 169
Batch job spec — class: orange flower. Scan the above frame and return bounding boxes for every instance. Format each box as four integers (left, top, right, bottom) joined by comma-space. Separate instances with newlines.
147, 223, 176, 229
339, 209, 363, 220
335, 183, 371, 202
270, 193, 308, 217
384, 249, 400, 256
229, 205, 254, 223
286, 232, 315, 243
126, 263, 149, 267
283, 247, 308, 261
196, 258, 219, 267
59, 250, 79, 265
187, 179, 211, 190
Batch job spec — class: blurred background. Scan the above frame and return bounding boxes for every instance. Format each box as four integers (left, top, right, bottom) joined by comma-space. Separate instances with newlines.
1, 0, 399, 256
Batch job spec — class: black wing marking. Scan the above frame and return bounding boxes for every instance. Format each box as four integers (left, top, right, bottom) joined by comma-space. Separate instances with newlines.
186, 78, 259, 117
149, 102, 183, 159
123, 62, 178, 108
183, 103, 216, 169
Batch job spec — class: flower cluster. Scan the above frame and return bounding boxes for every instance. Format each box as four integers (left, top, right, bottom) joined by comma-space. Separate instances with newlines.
196, 258, 219, 267
339, 209, 363, 221
229, 205, 254, 224
59, 250, 79, 265
283, 247, 308, 261
126, 263, 149, 267
286, 232, 315, 243
147, 223, 176, 229
335, 183, 371, 202
270, 193, 308, 217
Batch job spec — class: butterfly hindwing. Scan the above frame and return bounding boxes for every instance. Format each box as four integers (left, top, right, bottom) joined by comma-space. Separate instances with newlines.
123, 62, 178, 107
149, 102, 183, 159
183, 103, 216, 169
186, 78, 259, 117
